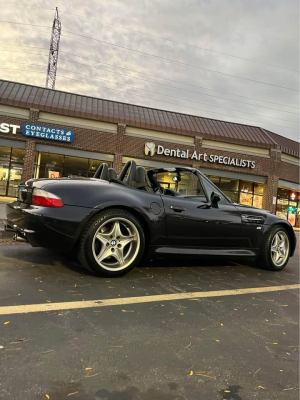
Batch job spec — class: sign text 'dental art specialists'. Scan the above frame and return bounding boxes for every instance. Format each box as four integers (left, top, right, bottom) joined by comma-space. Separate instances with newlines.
145, 142, 256, 169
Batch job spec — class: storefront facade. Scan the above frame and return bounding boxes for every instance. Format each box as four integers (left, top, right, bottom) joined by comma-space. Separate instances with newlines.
0, 80, 299, 219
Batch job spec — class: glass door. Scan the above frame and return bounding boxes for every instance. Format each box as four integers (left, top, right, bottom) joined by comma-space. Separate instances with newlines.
7, 165, 23, 197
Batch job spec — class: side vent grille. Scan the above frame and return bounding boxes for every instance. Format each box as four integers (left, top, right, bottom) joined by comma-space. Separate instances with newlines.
241, 215, 265, 224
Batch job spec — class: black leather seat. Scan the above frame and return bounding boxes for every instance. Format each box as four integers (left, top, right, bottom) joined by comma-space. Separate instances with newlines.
133, 166, 154, 192
93, 164, 118, 181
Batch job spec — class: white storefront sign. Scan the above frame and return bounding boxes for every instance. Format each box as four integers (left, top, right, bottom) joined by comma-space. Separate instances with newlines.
0, 123, 20, 134
145, 142, 256, 169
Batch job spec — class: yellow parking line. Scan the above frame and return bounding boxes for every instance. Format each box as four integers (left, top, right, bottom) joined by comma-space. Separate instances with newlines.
0, 284, 299, 316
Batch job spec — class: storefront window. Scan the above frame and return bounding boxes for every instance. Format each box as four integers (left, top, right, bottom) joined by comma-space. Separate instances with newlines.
206, 175, 264, 208
240, 181, 253, 194
276, 188, 289, 220
254, 183, 264, 195
11, 149, 25, 163
288, 201, 297, 226
253, 195, 263, 209
0, 146, 25, 197
276, 188, 300, 227
34, 152, 112, 179
63, 156, 89, 177
239, 180, 253, 206
253, 183, 264, 209
219, 178, 239, 203
0, 146, 11, 162
239, 192, 253, 206
209, 176, 220, 185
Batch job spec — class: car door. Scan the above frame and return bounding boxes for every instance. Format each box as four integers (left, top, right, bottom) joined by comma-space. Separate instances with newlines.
158, 171, 244, 248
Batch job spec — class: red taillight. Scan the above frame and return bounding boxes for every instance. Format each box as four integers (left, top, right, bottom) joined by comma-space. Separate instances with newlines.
32, 188, 64, 207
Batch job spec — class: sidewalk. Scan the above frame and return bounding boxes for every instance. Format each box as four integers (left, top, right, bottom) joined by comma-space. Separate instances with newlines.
0, 197, 15, 219
0, 197, 16, 238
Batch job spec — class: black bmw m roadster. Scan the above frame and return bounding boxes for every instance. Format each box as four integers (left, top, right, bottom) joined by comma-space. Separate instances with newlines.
6, 160, 296, 277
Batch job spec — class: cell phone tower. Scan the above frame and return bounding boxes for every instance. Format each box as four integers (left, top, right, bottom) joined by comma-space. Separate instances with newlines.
46, 7, 61, 89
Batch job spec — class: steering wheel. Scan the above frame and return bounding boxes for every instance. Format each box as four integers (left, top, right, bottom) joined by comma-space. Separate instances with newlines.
93, 163, 108, 180
118, 160, 137, 185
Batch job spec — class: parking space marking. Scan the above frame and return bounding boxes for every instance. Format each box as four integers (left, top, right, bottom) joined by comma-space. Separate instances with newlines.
0, 284, 299, 316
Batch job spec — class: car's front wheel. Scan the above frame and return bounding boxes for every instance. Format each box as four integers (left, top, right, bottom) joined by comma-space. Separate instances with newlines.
78, 209, 145, 277
258, 226, 291, 271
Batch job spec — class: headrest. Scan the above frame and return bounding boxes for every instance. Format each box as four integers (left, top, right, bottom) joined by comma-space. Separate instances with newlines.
135, 166, 147, 183
107, 168, 117, 180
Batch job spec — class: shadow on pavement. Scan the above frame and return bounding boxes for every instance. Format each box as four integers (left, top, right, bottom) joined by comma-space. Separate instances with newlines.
1, 242, 257, 275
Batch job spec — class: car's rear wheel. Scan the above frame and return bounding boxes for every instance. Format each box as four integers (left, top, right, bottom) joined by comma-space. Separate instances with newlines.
78, 209, 145, 277
258, 226, 290, 271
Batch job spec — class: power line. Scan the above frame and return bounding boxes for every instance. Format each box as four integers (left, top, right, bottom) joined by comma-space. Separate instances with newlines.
0, 40, 298, 109
0, 21, 51, 29
54, 65, 297, 124
0, 21, 297, 91
0, 44, 46, 51
61, 31, 299, 92
0, 52, 297, 123
0, 66, 297, 129
0, 67, 45, 75
0, 1, 54, 10
0, 49, 48, 56
58, 55, 299, 115
1, 1, 297, 72
54, 74, 298, 130
0, 45, 298, 114
58, 10, 299, 73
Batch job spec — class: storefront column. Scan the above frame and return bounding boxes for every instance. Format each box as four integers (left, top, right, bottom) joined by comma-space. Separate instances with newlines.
191, 136, 202, 169
264, 149, 281, 213
29, 108, 39, 123
21, 140, 36, 182
264, 176, 279, 212
114, 123, 126, 174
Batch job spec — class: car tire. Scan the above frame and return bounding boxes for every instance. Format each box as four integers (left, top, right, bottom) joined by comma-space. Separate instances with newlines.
258, 226, 291, 271
77, 209, 145, 277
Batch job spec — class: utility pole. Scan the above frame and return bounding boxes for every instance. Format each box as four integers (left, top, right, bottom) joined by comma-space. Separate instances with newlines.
46, 7, 61, 89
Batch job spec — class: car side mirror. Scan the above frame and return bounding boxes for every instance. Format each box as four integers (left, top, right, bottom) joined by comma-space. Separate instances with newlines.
210, 191, 221, 208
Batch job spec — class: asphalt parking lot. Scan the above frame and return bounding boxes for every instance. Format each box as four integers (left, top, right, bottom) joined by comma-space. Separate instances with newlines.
0, 238, 299, 400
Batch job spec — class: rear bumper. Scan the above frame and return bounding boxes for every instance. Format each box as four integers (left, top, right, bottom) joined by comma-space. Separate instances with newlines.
6, 201, 93, 249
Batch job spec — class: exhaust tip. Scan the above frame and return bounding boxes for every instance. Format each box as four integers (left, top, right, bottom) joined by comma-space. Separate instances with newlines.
13, 233, 27, 243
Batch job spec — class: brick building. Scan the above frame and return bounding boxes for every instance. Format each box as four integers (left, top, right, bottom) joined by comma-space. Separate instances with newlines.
0, 80, 299, 226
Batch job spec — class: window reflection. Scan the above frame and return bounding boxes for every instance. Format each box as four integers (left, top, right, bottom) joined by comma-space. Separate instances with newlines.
205, 175, 264, 208
34, 152, 112, 179
153, 171, 205, 196
276, 187, 300, 227
0, 146, 25, 197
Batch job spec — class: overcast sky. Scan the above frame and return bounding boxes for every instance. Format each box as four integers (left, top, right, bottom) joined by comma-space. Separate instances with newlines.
0, 0, 299, 141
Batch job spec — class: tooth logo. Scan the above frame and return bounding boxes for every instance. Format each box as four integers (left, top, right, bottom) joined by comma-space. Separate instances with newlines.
145, 142, 155, 156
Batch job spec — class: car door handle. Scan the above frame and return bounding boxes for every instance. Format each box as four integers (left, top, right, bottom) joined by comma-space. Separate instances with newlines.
170, 206, 186, 212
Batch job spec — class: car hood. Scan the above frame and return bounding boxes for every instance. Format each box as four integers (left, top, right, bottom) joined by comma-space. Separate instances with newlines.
233, 203, 270, 214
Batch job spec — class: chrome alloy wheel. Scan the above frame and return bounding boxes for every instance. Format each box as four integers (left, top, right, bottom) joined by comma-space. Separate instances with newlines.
271, 230, 289, 267
92, 217, 140, 271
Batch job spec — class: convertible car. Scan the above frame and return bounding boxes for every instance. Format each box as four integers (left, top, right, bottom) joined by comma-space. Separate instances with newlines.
6, 160, 296, 277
